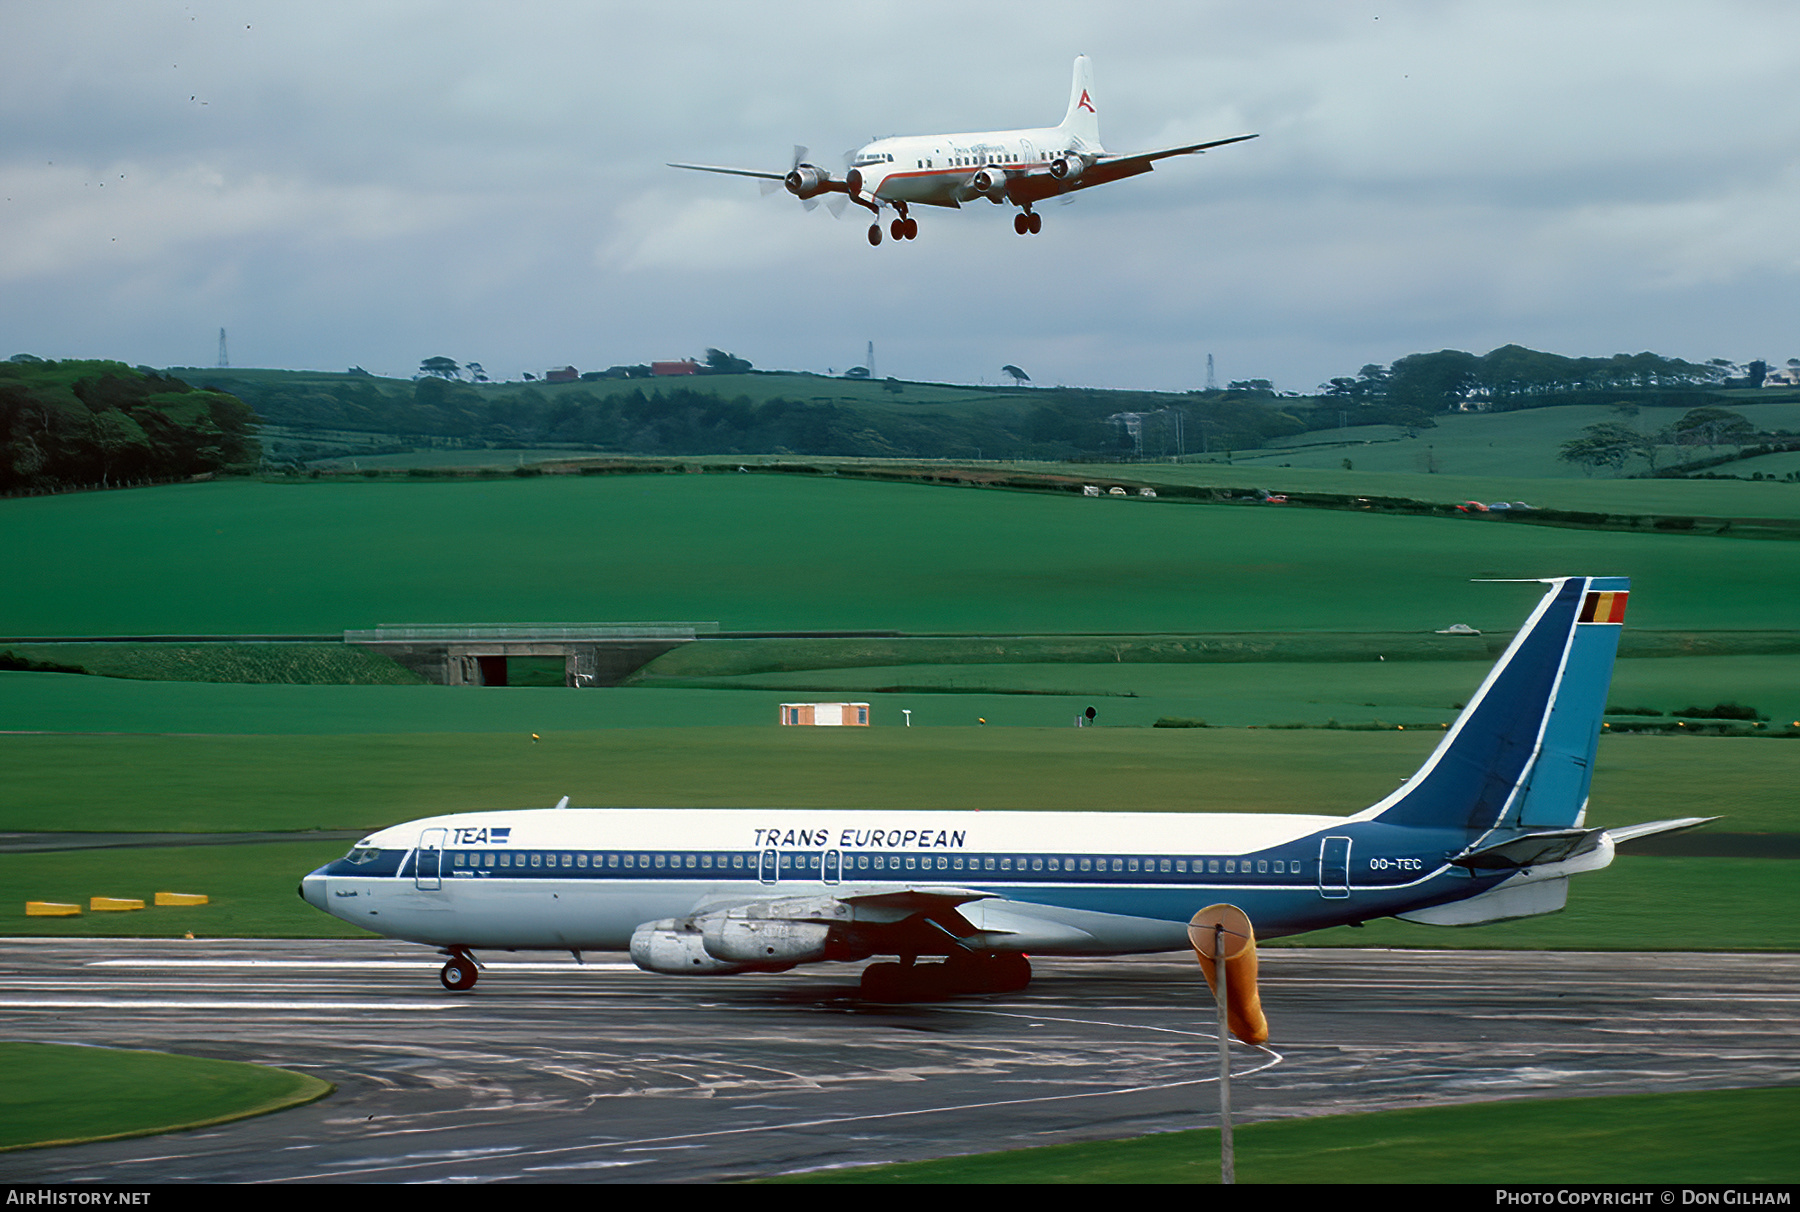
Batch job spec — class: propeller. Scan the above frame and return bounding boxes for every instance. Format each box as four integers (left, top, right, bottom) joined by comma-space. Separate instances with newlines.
761, 145, 811, 197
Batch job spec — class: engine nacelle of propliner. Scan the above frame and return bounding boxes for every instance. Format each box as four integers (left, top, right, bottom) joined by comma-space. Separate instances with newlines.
785, 164, 833, 200
1049, 153, 1086, 182
970, 165, 1009, 198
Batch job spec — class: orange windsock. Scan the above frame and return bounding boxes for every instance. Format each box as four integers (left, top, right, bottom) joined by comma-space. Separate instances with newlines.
1186, 903, 1269, 1045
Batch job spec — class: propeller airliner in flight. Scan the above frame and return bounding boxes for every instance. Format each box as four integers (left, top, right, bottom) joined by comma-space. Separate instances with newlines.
668, 56, 1257, 245
301, 577, 1709, 1002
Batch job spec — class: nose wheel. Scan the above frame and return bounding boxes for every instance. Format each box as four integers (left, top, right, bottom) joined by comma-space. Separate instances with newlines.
438, 947, 480, 991
1013, 211, 1042, 235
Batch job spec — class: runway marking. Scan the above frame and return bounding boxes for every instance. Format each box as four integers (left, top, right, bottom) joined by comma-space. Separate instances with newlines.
88, 960, 639, 972
0, 999, 461, 1011
268, 1019, 1285, 1183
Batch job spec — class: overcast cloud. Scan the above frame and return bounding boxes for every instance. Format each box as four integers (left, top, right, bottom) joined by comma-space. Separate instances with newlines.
2, 0, 1796, 392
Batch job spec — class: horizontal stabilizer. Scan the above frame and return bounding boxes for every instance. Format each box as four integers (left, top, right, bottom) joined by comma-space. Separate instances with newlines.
1453, 829, 1606, 871
1607, 817, 1718, 846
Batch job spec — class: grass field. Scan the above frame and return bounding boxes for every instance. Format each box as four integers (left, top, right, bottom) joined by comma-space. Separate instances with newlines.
769, 1086, 1800, 1184
1, 643, 419, 685
3, 721, 1793, 835
1233, 399, 1800, 480
1, 840, 377, 938
1031, 458, 1800, 519
5, 475, 1799, 637
0, 1041, 331, 1151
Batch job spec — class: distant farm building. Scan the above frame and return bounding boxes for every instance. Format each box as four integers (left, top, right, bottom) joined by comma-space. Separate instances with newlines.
544, 366, 579, 383
652, 359, 699, 376
780, 702, 870, 727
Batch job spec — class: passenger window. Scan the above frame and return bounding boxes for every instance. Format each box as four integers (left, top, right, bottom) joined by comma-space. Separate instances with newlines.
1031, 857, 1043, 871
1000, 857, 1011, 871
484, 852, 495, 868
654, 854, 665, 868
453, 853, 465, 867
905, 856, 917, 870
1208, 860, 1220, 873
1257, 860, 1268, 874
1161, 859, 1171, 873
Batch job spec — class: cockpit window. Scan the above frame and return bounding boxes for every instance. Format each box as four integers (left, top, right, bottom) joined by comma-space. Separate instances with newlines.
345, 846, 383, 865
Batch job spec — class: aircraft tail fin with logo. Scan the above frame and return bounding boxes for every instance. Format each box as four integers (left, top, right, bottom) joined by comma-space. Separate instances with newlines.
1058, 55, 1101, 149
1359, 577, 1629, 834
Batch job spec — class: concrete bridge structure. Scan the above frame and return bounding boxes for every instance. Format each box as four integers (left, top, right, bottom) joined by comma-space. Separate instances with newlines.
343, 623, 718, 687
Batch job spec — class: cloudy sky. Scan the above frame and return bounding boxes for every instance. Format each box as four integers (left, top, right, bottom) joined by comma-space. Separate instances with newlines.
3, 1, 1797, 393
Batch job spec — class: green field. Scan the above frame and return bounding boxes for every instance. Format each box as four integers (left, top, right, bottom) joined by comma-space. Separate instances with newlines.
2, 840, 377, 939
4, 474, 1799, 637
0, 1042, 331, 1151
770, 1086, 1800, 1184
3, 720, 1795, 833
1232, 399, 1800, 480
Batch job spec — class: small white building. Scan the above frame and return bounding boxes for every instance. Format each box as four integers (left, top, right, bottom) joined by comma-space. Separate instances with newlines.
780, 702, 870, 726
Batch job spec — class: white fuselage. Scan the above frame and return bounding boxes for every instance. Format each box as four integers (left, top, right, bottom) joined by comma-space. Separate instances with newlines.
850, 124, 1095, 208
300, 805, 1470, 957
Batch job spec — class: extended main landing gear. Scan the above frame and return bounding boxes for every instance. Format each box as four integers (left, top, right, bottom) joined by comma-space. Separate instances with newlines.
859, 951, 1031, 1002
1013, 209, 1043, 236
439, 947, 480, 992
868, 203, 918, 246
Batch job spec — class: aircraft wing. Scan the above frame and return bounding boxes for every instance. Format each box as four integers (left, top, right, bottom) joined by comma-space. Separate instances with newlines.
1104, 132, 1260, 166
667, 162, 788, 181
1007, 134, 1257, 204
634, 884, 1005, 974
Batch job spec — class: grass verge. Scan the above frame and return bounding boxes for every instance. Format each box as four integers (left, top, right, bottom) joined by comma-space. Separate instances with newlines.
2, 727, 1794, 835
766, 1086, 1800, 1183
0, 1041, 331, 1152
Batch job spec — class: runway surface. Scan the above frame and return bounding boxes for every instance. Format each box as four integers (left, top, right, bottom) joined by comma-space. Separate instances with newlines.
2, 939, 1797, 1183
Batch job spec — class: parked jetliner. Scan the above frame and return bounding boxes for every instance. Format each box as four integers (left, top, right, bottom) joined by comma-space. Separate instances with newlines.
668, 56, 1256, 246
301, 577, 1708, 1002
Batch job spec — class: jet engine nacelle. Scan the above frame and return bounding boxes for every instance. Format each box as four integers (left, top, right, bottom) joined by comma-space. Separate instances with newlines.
701, 916, 833, 965
971, 165, 1008, 198
785, 165, 832, 200
630, 918, 768, 975
1049, 154, 1085, 182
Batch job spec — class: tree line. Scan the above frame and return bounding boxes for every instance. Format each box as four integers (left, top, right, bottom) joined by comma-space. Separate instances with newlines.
1, 356, 260, 493
1319, 344, 1762, 414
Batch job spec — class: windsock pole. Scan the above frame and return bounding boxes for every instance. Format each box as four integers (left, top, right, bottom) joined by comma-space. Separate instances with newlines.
1214, 922, 1234, 1185
1189, 903, 1267, 1185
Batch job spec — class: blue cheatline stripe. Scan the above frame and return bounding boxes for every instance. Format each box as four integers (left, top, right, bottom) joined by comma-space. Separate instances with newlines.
334, 833, 1457, 894
1374, 578, 1587, 831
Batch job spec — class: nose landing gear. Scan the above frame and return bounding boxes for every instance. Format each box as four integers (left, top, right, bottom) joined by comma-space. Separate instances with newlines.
439, 946, 480, 991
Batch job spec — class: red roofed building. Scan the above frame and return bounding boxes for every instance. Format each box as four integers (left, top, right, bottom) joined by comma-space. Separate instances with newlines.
651, 359, 699, 376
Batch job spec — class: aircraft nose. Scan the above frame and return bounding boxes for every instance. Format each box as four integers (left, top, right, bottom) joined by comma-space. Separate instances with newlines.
299, 869, 329, 912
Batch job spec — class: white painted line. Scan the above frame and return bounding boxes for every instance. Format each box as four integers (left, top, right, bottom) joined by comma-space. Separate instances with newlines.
88, 959, 639, 972
0, 999, 461, 1011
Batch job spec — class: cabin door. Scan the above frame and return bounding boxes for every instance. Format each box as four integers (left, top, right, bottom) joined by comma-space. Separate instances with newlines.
759, 847, 778, 885
415, 828, 447, 891
823, 849, 841, 885
1317, 836, 1351, 899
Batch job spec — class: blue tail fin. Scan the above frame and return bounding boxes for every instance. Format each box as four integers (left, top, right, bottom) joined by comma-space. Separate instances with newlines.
1366, 577, 1628, 832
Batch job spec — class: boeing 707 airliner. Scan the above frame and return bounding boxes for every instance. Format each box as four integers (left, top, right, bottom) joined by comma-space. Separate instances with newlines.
301, 577, 1707, 1001
669, 56, 1255, 246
